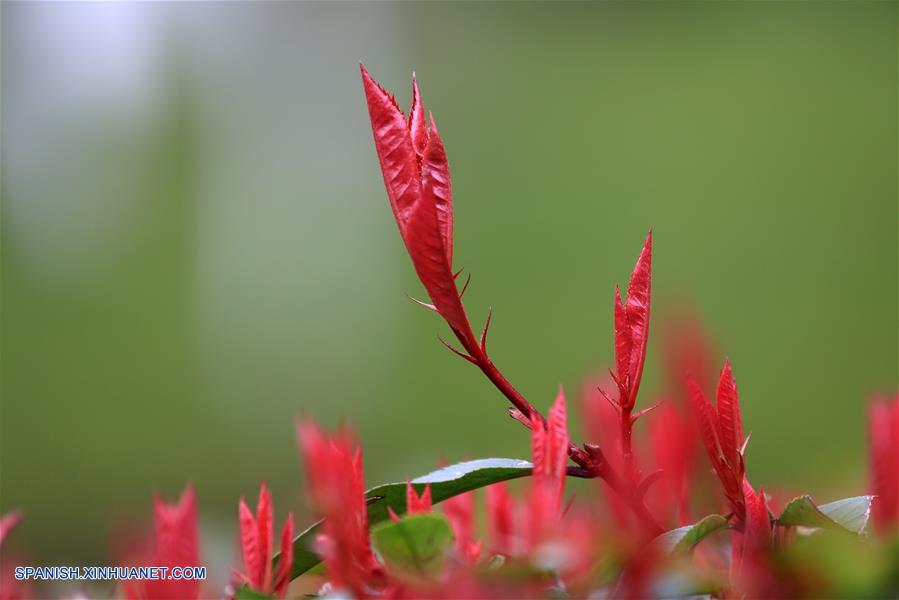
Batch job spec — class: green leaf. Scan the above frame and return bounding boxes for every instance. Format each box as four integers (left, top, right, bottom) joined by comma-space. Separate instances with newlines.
776, 495, 874, 534
371, 514, 454, 576
651, 514, 729, 554
280, 457, 532, 581
818, 496, 875, 534
233, 587, 276, 600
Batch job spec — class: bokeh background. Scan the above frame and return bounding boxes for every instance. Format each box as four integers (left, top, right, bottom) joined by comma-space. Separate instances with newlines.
2, 0, 896, 576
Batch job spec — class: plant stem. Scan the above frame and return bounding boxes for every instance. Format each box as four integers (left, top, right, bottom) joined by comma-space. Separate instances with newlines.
464, 341, 652, 529
472, 352, 590, 466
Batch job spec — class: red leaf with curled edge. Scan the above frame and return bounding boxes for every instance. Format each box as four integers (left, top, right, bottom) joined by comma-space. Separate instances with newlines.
361, 65, 476, 349
715, 360, 744, 469
613, 232, 653, 409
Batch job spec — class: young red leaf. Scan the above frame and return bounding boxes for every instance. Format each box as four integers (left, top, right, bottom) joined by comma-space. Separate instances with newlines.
406, 482, 433, 515
238, 483, 293, 597
443, 490, 481, 561
623, 231, 652, 407
422, 116, 453, 266
273, 514, 294, 598
613, 286, 631, 398
127, 486, 202, 600
361, 65, 475, 350
531, 387, 569, 493
688, 378, 722, 468
360, 65, 420, 230
408, 76, 428, 157
255, 484, 274, 592
486, 482, 515, 556
715, 360, 744, 469
297, 420, 378, 596
239, 498, 264, 591
742, 479, 772, 552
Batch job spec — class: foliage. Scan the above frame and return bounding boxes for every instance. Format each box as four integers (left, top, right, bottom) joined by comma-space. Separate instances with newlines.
0, 65, 896, 600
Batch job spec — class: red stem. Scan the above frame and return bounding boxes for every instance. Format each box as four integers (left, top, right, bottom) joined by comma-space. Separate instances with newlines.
473, 352, 590, 467
460, 335, 656, 532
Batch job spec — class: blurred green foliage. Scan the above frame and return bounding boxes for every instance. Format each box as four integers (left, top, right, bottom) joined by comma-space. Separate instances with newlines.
1, 1, 896, 567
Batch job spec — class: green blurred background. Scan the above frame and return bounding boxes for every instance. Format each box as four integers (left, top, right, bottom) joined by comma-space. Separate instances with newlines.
1, 0, 896, 573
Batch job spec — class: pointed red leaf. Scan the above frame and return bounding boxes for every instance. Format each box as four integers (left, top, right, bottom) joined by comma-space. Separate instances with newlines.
255, 483, 274, 591
442, 490, 477, 559
422, 115, 454, 266
547, 387, 570, 482
153, 486, 199, 571
362, 66, 475, 347
688, 378, 721, 466
624, 231, 652, 405
360, 64, 420, 230
486, 482, 515, 556
742, 479, 771, 550
273, 513, 294, 598
405, 482, 433, 514
715, 360, 743, 469
613, 286, 630, 397
408, 76, 428, 157
239, 498, 263, 591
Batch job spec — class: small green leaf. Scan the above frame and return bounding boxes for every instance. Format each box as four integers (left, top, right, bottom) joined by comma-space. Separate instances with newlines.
372, 514, 454, 576
776, 495, 873, 534
280, 458, 532, 581
233, 587, 276, 600
652, 514, 729, 554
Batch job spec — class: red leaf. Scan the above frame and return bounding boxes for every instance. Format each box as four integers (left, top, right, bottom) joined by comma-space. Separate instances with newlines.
408, 75, 428, 157
624, 231, 652, 406
613, 286, 630, 398
531, 387, 569, 518
547, 387, 570, 482
406, 482, 433, 514
442, 490, 477, 560
361, 65, 475, 349
255, 483, 274, 591
273, 513, 294, 599
360, 65, 420, 230
612, 231, 653, 409
486, 482, 515, 556
239, 498, 263, 591
742, 479, 771, 550
422, 116, 454, 267
688, 378, 721, 467
153, 486, 200, 571
715, 360, 743, 469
